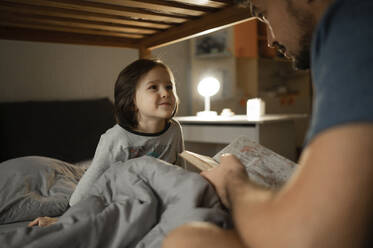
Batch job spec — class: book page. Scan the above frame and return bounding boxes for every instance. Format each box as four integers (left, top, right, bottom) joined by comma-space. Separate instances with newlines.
179, 151, 218, 172
213, 136, 296, 188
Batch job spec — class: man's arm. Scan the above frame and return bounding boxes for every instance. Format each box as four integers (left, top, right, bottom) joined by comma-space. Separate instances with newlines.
202, 123, 373, 248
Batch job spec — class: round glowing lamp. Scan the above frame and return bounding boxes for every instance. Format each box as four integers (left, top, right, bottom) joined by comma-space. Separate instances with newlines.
197, 76, 220, 118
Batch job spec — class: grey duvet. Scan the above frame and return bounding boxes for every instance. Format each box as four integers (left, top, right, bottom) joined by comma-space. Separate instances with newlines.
0, 156, 231, 248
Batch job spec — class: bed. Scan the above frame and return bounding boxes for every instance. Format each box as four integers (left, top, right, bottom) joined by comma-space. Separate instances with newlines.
0, 0, 253, 58
0, 1, 253, 247
0, 98, 232, 247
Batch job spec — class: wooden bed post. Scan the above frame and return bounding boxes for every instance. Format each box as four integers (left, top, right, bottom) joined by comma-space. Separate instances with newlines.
139, 47, 152, 59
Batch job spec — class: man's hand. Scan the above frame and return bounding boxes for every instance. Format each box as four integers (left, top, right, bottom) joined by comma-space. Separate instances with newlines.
28, 216, 58, 227
200, 153, 249, 208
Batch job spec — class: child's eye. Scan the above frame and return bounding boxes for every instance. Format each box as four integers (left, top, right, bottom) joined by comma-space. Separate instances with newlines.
148, 85, 157, 90
166, 84, 173, 90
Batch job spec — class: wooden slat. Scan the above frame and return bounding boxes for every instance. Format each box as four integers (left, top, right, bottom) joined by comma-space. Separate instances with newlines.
50, 0, 192, 21
140, 6, 254, 50
171, 0, 228, 8
87, 0, 207, 17
0, 12, 153, 36
58, 0, 196, 19
209, 0, 235, 4
0, 8, 160, 35
0, 18, 145, 39
4, 0, 188, 23
0, 0, 254, 51
0, 26, 139, 48
0, 2, 171, 29
137, 0, 219, 12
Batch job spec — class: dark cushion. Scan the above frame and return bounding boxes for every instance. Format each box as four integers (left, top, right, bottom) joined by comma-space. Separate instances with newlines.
0, 98, 115, 163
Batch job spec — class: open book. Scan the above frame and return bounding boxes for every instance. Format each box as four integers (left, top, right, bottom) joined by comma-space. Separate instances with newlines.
179, 136, 297, 188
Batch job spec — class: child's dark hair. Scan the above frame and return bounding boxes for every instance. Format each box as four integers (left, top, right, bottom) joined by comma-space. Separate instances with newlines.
114, 58, 178, 129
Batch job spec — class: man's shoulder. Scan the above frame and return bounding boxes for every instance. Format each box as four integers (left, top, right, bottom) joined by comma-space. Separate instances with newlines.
312, 0, 373, 67
319, 0, 372, 29
307, 0, 373, 146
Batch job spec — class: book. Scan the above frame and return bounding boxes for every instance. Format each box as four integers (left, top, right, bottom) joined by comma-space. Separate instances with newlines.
179, 136, 297, 188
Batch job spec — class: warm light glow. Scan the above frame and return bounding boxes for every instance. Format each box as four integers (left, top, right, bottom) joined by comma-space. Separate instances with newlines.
196, 76, 221, 118
197, 77, 220, 97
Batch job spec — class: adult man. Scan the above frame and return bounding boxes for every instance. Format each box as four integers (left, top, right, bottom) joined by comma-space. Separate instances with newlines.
163, 0, 373, 247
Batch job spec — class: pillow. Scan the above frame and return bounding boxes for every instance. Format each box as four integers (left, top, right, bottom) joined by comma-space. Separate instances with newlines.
0, 156, 86, 224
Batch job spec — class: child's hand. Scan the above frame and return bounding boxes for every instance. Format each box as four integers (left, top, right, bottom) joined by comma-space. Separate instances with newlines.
28, 216, 58, 227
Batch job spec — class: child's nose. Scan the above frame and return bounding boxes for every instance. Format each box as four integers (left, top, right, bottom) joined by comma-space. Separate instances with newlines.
160, 88, 170, 98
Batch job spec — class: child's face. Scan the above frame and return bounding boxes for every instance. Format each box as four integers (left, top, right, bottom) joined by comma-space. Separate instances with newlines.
134, 66, 177, 123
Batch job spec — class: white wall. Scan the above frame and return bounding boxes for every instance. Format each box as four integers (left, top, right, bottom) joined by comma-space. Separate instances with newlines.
153, 42, 191, 116
190, 28, 243, 115
0, 39, 191, 115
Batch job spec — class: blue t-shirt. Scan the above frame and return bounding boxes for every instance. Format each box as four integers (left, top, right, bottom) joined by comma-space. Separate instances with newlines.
306, 0, 373, 145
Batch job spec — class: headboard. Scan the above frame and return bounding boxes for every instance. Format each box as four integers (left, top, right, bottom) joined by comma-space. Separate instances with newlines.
0, 1, 253, 57
0, 98, 116, 163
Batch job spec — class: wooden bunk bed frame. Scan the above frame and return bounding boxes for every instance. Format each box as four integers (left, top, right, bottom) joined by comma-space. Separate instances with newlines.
0, 0, 253, 58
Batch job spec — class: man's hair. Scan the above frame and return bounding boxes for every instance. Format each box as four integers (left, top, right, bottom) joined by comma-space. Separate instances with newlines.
114, 58, 179, 129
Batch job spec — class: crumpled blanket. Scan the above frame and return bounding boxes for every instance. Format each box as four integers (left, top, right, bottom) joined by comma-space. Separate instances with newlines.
1, 156, 231, 248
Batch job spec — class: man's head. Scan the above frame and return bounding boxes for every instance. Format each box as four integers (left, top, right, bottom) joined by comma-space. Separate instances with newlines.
236, 0, 332, 70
